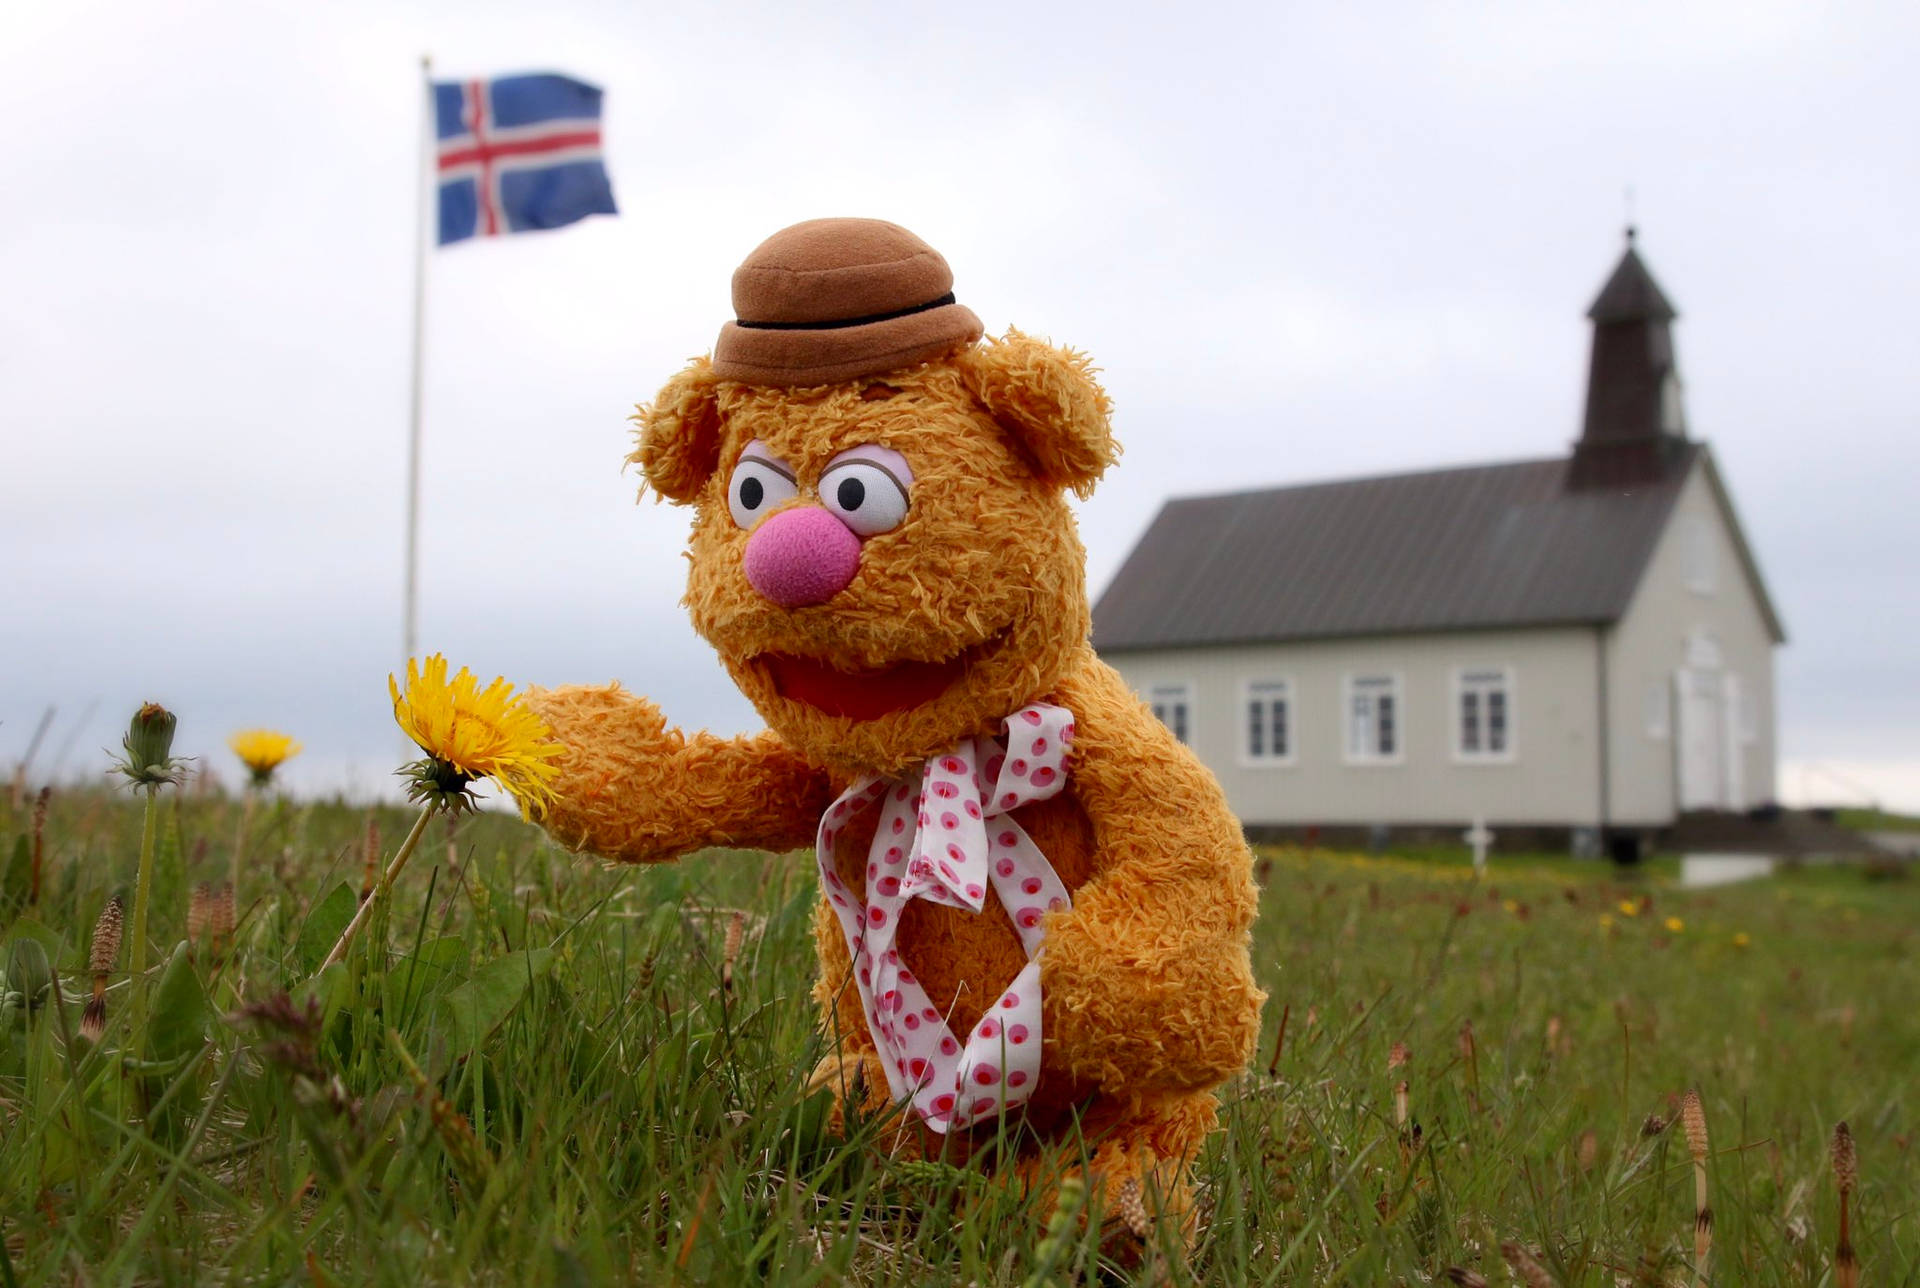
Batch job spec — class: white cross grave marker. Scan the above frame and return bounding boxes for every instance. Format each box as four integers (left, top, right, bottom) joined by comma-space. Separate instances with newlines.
1465, 816, 1495, 878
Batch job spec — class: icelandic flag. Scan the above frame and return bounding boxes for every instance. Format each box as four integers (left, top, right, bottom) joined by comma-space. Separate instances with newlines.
433, 73, 617, 246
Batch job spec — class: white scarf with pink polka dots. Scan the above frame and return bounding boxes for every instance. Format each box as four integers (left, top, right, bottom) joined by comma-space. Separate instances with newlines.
814, 703, 1076, 1133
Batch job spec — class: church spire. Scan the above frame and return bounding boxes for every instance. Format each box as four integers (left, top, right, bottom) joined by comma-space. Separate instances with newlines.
1569, 228, 1689, 488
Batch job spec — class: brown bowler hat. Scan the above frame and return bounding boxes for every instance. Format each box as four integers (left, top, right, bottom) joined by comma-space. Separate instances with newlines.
711, 218, 985, 387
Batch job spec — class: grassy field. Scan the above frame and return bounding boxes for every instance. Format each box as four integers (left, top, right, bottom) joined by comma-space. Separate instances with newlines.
2, 782, 1915, 1285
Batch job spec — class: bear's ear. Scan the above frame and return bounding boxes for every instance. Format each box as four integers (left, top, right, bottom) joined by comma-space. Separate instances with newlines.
959, 328, 1119, 498
630, 357, 723, 504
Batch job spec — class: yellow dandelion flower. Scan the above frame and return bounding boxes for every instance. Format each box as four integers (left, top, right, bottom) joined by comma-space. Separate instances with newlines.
1617, 899, 1640, 917
390, 654, 561, 819
1664, 916, 1685, 933
229, 728, 302, 786
1732, 932, 1751, 948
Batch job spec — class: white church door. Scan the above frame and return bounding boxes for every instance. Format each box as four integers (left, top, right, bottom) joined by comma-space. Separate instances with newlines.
1675, 668, 1724, 811
1720, 673, 1746, 810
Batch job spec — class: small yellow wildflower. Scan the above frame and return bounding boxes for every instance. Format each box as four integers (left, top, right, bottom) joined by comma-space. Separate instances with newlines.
390, 654, 561, 818
1732, 932, 1751, 948
1599, 914, 1615, 930
1617, 899, 1640, 918
1664, 916, 1685, 933
229, 728, 302, 787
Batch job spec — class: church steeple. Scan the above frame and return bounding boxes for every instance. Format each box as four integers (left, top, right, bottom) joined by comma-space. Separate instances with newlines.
1569, 229, 1690, 489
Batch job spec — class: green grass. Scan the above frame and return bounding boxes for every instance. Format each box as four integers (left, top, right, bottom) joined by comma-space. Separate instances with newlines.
2, 786, 1916, 1284
1837, 807, 1920, 834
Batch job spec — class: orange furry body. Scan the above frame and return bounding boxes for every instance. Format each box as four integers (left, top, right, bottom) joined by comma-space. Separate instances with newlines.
528, 331, 1264, 1245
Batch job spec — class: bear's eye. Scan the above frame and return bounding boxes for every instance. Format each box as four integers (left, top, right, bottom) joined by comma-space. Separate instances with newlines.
819, 446, 912, 537
727, 449, 797, 530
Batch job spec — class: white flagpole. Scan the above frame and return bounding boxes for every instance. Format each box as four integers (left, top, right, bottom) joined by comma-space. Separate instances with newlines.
403, 54, 433, 670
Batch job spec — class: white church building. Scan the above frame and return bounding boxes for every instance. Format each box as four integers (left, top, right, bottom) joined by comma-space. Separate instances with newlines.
1092, 235, 1785, 851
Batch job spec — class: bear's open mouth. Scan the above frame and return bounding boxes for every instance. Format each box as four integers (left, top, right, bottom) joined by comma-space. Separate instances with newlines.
755, 637, 995, 721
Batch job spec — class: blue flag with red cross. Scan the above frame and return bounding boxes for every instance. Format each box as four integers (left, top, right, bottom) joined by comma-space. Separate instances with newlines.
433, 73, 617, 246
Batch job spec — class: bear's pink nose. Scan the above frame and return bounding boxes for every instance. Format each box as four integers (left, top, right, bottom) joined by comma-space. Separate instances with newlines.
743, 507, 861, 607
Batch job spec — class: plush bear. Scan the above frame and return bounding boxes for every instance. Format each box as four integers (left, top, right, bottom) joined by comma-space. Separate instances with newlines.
528, 218, 1263, 1243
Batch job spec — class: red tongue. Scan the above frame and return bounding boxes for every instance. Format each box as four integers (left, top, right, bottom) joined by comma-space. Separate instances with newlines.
761, 652, 964, 721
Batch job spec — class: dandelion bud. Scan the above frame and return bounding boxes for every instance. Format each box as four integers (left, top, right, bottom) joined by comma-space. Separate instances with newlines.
127, 703, 177, 767
114, 702, 187, 789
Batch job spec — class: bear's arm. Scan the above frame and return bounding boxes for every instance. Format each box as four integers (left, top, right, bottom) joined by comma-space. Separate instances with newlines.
1038, 658, 1266, 1098
526, 683, 832, 863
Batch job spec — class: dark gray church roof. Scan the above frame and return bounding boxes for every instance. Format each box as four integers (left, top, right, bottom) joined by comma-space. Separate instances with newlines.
1092, 445, 1709, 651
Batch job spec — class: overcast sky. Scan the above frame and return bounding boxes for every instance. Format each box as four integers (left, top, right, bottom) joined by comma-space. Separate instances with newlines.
4, 0, 1916, 810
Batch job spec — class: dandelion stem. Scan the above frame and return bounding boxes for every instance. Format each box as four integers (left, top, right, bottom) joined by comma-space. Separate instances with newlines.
319, 803, 438, 972
231, 786, 257, 896
127, 783, 162, 1058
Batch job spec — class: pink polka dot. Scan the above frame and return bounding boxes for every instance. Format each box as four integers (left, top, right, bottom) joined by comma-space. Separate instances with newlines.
885, 991, 903, 1012
1000, 792, 1019, 808
922, 1007, 940, 1021
917, 812, 930, 827
822, 829, 836, 847
995, 858, 1016, 877
939, 860, 958, 881
832, 801, 847, 817
891, 816, 905, 835
971, 1096, 997, 1115
997, 830, 1018, 848
831, 893, 847, 906
941, 756, 964, 773
932, 1093, 955, 1114
1032, 738, 1048, 757
867, 907, 887, 927
877, 876, 900, 895
898, 968, 915, 985
1007, 1070, 1029, 1088
1010, 758, 1029, 777
1048, 896, 1067, 912
859, 967, 871, 985
932, 781, 958, 800
885, 846, 904, 864
1020, 709, 1042, 726
884, 950, 900, 965
1015, 907, 1042, 929
984, 755, 1005, 781
1007, 1024, 1029, 1044
964, 800, 982, 820
826, 872, 843, 887
971, 1063, 999, 1085
939, 1036, 958, 1055
909, 1057, 929, 1079
1000, 993, 1020, 1009
940, 811, 959, 830
1031, 766, 1056, 788
946, 843, 965, 862
978, 1018, 1000, 1039
965, 883, 984, 901
1022, 877, 1043, 895
894, 784, 910, 801
903, 1013, 921, 1030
